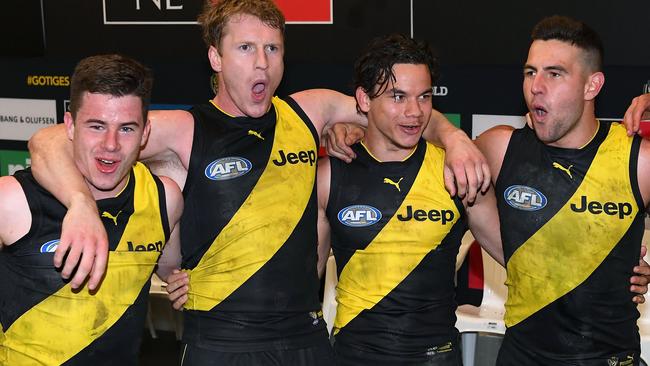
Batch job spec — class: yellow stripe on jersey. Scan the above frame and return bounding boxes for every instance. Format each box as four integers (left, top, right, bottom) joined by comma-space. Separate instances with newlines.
505, 123, 638, 327
0, 163, 166, 365
333, 143, 460, 334
185, 97, 317, 311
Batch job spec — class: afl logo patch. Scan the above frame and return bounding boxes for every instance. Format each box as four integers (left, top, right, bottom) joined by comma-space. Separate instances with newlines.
40, 239, 60, 253
338, 205, 382, 227
205, 157, 252, 181
504, 185, 547, 211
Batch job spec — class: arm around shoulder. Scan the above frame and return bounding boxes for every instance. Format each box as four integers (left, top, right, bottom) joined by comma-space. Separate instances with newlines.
291, 89, 365, 139
141, 110, 195, 169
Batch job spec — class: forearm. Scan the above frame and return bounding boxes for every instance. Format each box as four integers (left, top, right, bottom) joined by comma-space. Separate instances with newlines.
422, 109, 464, 147
156, 211, 182, 282
29, 124, 94, 208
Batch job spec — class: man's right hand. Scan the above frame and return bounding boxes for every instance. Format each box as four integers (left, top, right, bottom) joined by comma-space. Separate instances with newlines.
323, 123, 366, 162
166, 269, 190, 310
623, 93, 650, 136
56, 195, 108, 291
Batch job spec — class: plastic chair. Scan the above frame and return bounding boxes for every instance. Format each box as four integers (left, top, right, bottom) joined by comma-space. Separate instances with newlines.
455, 233, 508, 366
322, 255, 338, 336
146, 274, 183, 340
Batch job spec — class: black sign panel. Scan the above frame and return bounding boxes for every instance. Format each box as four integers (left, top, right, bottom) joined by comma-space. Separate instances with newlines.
103, 0, 202, 24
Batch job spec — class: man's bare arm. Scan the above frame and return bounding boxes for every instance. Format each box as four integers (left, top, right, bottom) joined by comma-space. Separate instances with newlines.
423, 109, 491, 203
154, 176, 184, 282
29, 124, 107, 290
317, 157, 333, 279
0, 176, 32, 248
464, 186, 504, 266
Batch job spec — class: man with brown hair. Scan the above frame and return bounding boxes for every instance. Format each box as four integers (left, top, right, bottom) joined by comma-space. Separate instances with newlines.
28, 1, 490, 364
0, 54, 183, 365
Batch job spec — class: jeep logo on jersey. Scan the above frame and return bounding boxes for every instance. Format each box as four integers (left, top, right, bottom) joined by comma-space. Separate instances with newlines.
127, 240, 163, 252
338, 205, 382, 227
272, 149, 316, 166
396, 205, 455, 224
204, 157, 252, 181
40, 239, 60, 253
504, 185, 547, 211
570, 195, 633, 219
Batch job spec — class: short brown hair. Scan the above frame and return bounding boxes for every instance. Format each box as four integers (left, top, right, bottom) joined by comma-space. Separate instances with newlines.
69, 54, 153, 121
197, 0, 285, 50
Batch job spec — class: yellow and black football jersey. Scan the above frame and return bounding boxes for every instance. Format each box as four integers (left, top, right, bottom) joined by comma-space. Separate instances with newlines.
495, 121, 644, 364
0, 163, 169, 365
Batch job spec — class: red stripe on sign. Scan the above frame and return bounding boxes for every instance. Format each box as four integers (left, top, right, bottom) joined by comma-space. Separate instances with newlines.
273, 0, 332, 23
467, 240, 484, 290
640, 120, 650, 139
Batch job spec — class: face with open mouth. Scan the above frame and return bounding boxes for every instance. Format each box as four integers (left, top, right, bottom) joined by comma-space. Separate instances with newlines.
64, 92, 149, 200
359, 63, 433, 161
208, 13, 284, 118
523, 40, 594, 147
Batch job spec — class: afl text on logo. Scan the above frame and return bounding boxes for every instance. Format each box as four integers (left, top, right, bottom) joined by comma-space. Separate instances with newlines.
338, 205, 382, 227
504, 185, 547, 211
205, 157, 253, 181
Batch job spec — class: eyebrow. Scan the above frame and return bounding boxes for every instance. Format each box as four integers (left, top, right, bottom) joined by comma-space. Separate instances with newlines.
83, 119, 140, 127
386, 87, 433, 96
524, 64, 568, 73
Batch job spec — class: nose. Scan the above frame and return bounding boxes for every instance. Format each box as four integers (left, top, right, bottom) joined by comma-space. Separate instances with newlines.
530, 73, 544, 95
405, 98, 424, 118
255, 48, 268, 70
102, 129, 120, 151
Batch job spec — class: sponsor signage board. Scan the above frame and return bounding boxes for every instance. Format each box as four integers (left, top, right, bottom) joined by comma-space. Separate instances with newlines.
0, 150, 30, 176
0, 98, 57, 141
103, 0, 332, 24
471, 114, 526, 139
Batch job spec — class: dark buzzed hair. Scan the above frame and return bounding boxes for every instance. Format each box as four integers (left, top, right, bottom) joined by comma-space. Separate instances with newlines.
531, 15, 604, 72
69, 54, 153, 121
353, 34, 439, 114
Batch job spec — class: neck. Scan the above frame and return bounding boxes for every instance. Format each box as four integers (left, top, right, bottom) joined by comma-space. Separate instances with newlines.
88, 175, 130, 201
549, 103, 599, 149
361, 134, 418, 163
211, 94, 242, 117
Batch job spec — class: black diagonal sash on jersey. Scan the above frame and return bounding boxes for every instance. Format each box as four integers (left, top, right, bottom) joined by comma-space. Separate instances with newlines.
333, 144, 460, 334
185, 98, 317, 311
505, 124, 638, 327
0, 163, 165, 365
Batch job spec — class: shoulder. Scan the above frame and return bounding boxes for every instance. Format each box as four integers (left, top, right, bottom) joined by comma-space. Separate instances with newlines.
0, 175, 31, 245
474, 125, 516, 182
149, 109, 195, 124
0, 175, 24, 199
475, 125, 515, 147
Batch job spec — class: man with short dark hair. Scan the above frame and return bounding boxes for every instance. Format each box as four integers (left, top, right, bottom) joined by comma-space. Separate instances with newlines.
476, 16, 650, 364
317, 34, 503, 366
0, 54, 183, 365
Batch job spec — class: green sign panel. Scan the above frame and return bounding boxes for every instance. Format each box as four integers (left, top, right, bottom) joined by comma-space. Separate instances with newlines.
444, 113, 461, 128
0, 150, 31, 176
